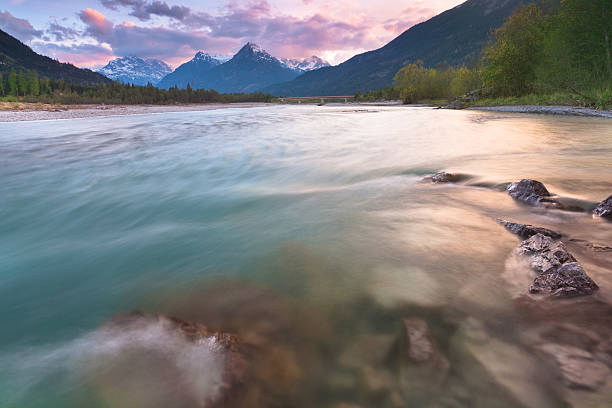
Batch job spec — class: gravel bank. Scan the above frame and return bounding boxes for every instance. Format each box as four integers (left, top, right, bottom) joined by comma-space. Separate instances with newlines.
469, 105, 612, 118
0, 103, 268, 122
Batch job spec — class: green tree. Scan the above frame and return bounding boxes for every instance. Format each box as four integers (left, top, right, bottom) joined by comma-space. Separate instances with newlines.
481, 3, 545, 96
28, 71, 40, 96
8, 70, 18, 96
0, 73, 4, 96
17, 71, 28, 96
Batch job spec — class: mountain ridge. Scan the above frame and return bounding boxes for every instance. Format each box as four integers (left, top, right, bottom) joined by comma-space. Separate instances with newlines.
0, 29, 110, 84
264, 0, 529, 96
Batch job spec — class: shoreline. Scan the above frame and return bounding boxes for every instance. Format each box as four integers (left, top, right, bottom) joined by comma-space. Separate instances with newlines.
467, 105, 612, 118
0, 102, 270, 123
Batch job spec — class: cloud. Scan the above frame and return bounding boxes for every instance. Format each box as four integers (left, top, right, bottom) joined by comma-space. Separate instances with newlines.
101, 0, 190, 21
79, 8, 114, 41
32, 42, 115, 68
382, 6, 436, 35
46, 22, 80, 42
0, 10, 43, 42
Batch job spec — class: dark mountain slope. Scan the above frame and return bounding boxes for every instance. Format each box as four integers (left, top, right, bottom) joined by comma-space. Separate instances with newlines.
264, 0, 529, 96
0, 29, 110, 84
190, 43, 300, 93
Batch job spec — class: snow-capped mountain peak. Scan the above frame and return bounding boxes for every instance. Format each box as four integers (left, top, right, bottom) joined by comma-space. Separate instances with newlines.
97, 56, 172, 86
280, 56, 331, 72
193, 51, 232, 64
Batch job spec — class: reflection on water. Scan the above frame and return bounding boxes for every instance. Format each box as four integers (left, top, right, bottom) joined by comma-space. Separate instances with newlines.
0, 106, 611, 407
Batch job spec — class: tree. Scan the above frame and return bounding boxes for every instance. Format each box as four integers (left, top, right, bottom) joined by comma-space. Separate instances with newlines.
8, 70, 18, 96
28, 71, 40, 96
17, 71, 28, 96
0, 73, 4, 96
481, 3, 545, 96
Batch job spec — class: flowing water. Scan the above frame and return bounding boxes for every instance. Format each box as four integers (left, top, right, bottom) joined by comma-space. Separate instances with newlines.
1, 105, 612, 407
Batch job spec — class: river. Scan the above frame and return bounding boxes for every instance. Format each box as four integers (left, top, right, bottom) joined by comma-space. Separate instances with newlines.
1, 105, 611, 407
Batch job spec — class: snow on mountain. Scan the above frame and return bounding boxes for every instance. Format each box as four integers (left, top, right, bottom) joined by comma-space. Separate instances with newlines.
156, 52, 231, 89
280, 56, 331, 72
97, 56, 172, 86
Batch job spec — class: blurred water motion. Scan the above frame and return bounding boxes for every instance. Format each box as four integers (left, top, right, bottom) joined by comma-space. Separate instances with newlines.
0, 106, 611, 407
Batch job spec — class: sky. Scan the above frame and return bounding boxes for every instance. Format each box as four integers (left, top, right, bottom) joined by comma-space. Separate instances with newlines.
0, 0, 465, 68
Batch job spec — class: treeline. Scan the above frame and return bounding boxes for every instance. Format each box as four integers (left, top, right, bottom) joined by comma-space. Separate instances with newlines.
358, 0, 611, 108
0, 69, 273, 104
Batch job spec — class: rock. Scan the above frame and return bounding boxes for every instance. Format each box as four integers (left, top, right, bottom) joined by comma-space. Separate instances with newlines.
449, 318, 562, 408
444, 101, 465, 110
530, 262, 599, 297
518, 234, 576, 274
92, 312, 249, 408
537, 343, 610, 390
507, 179, 564, 209
517, 234, 598, 298
594, 195, 612, 217
392, 318, 450, 396
431, 172, 465, 183
497, 219, 562, 240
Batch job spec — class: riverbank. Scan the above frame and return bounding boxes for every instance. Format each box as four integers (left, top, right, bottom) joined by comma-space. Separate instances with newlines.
0, 102, 269, 122
468, 105, 612, 118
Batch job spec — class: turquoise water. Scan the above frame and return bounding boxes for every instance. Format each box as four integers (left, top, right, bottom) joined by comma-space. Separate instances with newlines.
1, 106, 612, 407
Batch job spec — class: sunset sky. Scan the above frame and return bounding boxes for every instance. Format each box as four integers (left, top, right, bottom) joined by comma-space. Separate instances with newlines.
0, 0, 465, 68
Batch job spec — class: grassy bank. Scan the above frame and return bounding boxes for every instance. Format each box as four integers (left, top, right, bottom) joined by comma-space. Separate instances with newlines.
468, 89, 612, 111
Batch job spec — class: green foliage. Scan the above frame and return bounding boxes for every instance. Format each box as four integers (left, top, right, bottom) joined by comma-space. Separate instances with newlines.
7, 70, 17, 96
0, 73, 3, 96
389, 61, 481, 103
481, 4, 544, 96
0, 69, 273, 104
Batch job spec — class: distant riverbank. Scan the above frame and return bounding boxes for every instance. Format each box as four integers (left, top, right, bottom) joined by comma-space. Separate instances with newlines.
467, 105, 612, 118
0, 102, 270, 122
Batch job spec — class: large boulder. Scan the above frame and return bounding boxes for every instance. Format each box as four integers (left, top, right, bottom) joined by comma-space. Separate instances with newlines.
497, 219, 562, 240
518, 234, 576, 274
507, 179, 564, 209
593, 195, 612, 217
530, 262, 599, 297
517, 234, 598, 298
89, 312, 249, 408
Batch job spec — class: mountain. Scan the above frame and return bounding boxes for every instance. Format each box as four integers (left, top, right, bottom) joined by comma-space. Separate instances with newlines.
157, 52, 230, 89
0, 29, 110, 84
280, 56, 331, 72
97, 56, 172, 86
264, 0, 529, 96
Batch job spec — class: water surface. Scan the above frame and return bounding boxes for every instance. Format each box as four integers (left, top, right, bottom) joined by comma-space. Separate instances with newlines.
1, 105, 612, 407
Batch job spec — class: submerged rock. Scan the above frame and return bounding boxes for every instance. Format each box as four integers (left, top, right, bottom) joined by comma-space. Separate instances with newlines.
392, 318, 450, 398
537, 344, 610, 390
507, 179, 564, 209
517, 234, 598, 298
593, 195, 612, 217
92, 312, 248, 408
497, 219, 562, 240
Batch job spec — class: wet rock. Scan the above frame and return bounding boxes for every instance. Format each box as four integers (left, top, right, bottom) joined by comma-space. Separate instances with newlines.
530, 262, 599, 297
507, 179, 564, 209
431, 172, 466, 184
93, 312, 248, 408
537, 344, 610, 390
497, 219, 562, 240
518, 234, 576, 274
517, 234, 598, 297
594, 195, 612, 217
392, 318, 450, 396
